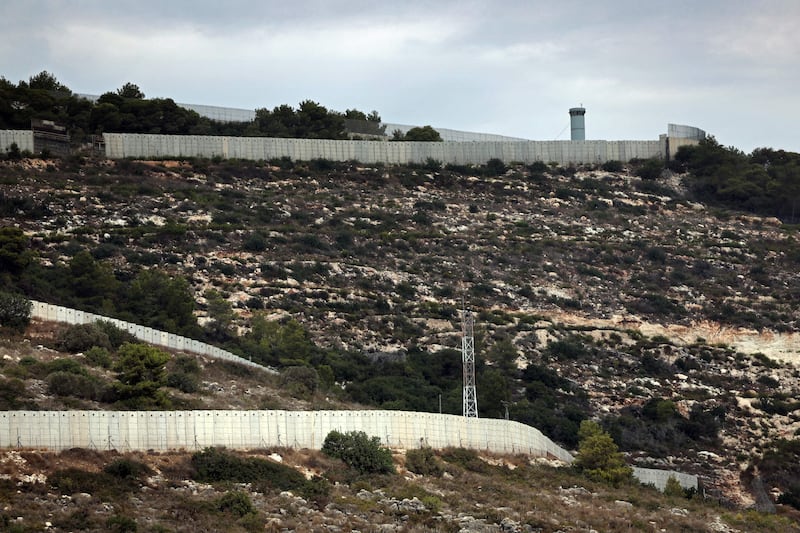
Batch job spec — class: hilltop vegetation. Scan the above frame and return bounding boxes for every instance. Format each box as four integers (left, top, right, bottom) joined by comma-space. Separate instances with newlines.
0, 71, 384, 142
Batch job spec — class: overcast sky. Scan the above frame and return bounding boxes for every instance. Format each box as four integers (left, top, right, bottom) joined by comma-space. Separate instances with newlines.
2, 0, 798, 152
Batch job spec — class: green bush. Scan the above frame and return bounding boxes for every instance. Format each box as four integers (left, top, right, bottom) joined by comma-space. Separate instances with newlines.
485, 158, 507, 176
634, 158, 664, 180
191, 447, 327, 499
46, 371, 101, 400
601, 160, 624, 172
166, 371, 199, 393
405, 447, 444, 477
103, 458, 152, 481
280, 365, 320, 398
94, 320, 137, 349
0, 291, 31, 332
56, 323, 112, 353
664, 475, 685, 497
85, 346, 112, 368
322, 430, 395, 475
440, 447, 491, 474
0, 377, 31, 409
217, 490, 254, 517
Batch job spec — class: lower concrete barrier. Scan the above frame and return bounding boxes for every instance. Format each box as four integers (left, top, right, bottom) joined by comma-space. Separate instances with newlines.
0, 410, 573, 462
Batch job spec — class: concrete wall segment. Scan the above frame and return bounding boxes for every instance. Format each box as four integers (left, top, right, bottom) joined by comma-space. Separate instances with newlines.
102, 133, 670, 165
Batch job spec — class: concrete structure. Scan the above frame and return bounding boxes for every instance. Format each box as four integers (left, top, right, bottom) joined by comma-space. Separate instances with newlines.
632, 466, 698, 492
0, 410, 697, 491
0, 410, 572, 461
569, 107, 586, 141
0, 130, 34, 154
29, 301, 271, 373
103, 133, 670, 165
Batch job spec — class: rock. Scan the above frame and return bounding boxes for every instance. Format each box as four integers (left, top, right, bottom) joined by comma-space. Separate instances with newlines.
614, 500, 633, 509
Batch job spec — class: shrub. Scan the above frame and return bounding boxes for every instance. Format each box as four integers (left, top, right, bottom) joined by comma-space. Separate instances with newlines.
280, 365, 320, 398
0, 291, 31, 332
94, 320, 137, 349
0, 377, 30, 409
166, 371, 199, 393
635, 158, 664, 180
104, 458, 152, 480
664, 475, 685, 497
56, 323, 112, 353
322, 430, 395, 475
440, 447, 491, 474
191, 447, 327, 499
217, 490, 254, 517
573, 420, 633, 486
601, 160, 624, 172
46, 371, 101, 400
485, 158, 507, 176
405, 447, 444, 477
243, 231, 267, 252
85, 346, 112, 368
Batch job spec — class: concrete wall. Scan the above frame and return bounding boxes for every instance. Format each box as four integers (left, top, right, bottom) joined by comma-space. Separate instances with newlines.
0, 130, 34, 153
103, 133, 666, 165
30, 301, 270, 373
0, 410, 697, 490
0, 410, 573, 461
632, 466, 698, 492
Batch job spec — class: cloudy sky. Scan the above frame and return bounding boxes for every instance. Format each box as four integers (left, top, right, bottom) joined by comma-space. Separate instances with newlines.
2, 0, 798, 152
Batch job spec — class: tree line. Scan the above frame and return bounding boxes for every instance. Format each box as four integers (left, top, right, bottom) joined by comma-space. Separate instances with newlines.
1, 70, 447, 144
676, 137, 800, 222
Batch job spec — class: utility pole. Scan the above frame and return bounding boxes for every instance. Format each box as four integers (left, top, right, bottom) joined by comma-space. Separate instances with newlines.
462, 308, 478, 418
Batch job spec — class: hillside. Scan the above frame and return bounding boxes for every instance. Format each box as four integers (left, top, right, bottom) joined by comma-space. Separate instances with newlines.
1, 154, 800, 519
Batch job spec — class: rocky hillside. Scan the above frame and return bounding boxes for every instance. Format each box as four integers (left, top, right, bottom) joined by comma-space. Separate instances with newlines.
2, 155, 800, 514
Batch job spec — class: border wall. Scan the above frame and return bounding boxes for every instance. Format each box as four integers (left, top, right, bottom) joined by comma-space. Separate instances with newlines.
29, 300, 269, 373
0, 410, 573, 462
0, 130, 34, 153
632, 466, 698, 492
103, 133, 666, 165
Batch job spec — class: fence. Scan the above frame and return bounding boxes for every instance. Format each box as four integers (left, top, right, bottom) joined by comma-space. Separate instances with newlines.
0, 410, 698, 490
0, 130, 34, 154
0, 410, 572, 461
29, 300, 269, 373
103, 133, 667, 165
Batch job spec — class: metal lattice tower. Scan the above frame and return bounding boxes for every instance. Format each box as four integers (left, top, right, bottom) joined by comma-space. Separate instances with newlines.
461, 309, 478, 418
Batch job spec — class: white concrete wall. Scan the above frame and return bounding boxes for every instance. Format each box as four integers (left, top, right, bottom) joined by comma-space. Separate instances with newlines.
103, 133, 666, 165
632, 466, 698, 492
0, 130, 34, 153
29, 300, 270, 373
0, 410, 573, 461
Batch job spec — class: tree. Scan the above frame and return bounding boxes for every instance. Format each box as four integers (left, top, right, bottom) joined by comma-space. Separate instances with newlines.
0, 291, 31, 332
117, 82, 145, 99
403, 125, 443, 142
573, 420, 633, 486
0, 226, 31, 278
112, 343, 171, 407
121, 270, 198, 336
204, 289, 236, 342
26, 70, 71, 94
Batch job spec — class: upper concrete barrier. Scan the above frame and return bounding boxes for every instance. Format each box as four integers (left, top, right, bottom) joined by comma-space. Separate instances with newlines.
103, 133, 666, 165
30, 300, 271, 373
